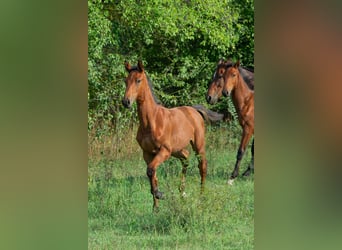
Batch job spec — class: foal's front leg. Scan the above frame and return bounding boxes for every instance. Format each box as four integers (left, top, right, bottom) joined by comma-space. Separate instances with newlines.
229, 127, 253, 184
145, 147, 171, 211
242, 138, 254, 176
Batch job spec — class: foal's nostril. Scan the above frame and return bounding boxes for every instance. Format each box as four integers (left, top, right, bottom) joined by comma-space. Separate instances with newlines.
206, 95, 211, 103
222, 90, 228, 97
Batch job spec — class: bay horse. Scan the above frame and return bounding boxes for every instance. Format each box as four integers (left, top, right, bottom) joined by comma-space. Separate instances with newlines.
222, 61, 254, 184
122, 60, 223, 211
206, 59, 254, 105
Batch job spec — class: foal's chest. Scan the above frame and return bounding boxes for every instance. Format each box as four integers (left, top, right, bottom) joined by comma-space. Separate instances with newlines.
136, 130, 161, 154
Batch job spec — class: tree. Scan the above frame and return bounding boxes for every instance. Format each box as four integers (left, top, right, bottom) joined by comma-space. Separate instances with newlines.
88, 0, 254, 137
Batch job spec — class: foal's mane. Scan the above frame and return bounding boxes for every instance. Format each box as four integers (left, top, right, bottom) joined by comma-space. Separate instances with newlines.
128, 66, 161, 104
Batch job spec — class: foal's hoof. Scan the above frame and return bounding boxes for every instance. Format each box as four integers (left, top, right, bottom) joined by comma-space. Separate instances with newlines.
227, 179, 235, 185
155, 191, 164, 200
181, 192, 188, 198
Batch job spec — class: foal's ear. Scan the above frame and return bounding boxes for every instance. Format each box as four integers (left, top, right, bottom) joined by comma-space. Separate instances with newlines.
234, 60, 240, 68
124, 61, 131, 72
137, 60, 144, 72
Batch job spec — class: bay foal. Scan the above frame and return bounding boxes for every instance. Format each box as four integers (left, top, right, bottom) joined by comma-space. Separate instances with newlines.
123, 61, 221, 210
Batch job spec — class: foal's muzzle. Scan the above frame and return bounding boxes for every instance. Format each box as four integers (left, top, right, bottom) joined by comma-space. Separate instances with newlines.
122, 98, 131, 108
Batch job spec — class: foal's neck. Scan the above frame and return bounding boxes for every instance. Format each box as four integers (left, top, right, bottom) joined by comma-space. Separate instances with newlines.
136, 81, 159, 129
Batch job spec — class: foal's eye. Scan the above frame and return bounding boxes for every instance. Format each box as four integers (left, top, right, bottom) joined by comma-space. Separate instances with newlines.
136, 79, 141, 84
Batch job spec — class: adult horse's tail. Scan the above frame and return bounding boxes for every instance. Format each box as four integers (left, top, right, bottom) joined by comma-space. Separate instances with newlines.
192, 104, 224, 123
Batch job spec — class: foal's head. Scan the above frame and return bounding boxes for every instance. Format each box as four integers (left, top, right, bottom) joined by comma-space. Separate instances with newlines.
222, 61, 240, 97
206, 59, 233, 104
122, 60, 147, 108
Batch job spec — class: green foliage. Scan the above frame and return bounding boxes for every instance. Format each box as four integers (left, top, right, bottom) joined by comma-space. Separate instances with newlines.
88, 0, 254, 138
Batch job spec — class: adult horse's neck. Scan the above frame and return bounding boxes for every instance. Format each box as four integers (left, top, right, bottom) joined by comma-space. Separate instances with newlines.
136, 78, 159, 129
231, 73, 254, 114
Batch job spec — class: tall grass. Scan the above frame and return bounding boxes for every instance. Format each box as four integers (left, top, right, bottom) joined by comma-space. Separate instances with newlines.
88, 122, 254, 249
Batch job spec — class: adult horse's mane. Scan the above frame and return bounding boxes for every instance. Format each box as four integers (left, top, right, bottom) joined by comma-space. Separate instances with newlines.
242, 66, 254, 73
238, 67, 254, 90
127, 66, 161, 104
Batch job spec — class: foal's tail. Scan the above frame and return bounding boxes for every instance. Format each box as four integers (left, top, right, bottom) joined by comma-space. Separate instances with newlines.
192, 104, 224, 123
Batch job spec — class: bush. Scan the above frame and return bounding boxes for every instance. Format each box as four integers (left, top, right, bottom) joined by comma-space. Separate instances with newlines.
88, 0, 254, 142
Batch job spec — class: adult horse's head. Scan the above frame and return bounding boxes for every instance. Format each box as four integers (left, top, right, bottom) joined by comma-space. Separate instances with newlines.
122, 60, 146, 108
222, 61, 240, 97
206, 59, 233, 104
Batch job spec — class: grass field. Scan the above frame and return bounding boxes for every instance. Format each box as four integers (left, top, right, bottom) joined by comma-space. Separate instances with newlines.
88, 125, 254, 249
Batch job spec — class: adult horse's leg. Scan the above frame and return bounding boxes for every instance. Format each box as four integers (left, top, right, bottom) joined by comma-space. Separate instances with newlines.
242, 138, 254, 176
145, 147, 171, 211
229, 128, 253, 184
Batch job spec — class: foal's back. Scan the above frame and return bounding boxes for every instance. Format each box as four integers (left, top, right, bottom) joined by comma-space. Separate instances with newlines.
153, 105, 205, 153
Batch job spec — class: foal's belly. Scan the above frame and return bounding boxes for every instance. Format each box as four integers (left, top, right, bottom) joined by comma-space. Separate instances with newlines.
170, 134, 192, 152
137, 133, 191, 155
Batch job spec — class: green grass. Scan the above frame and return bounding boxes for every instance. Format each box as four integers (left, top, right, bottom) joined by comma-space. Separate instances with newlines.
88, 126, 254, 249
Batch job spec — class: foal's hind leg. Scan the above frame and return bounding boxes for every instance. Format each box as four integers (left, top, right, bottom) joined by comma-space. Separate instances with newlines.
191, 139, 207, 194
242, 138, 254, 177
176, 149, 190, 196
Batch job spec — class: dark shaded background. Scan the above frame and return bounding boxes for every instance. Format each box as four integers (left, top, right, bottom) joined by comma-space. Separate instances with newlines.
256, 1, 342, 249
0, 1, 341, 249
0, 1, 87, 249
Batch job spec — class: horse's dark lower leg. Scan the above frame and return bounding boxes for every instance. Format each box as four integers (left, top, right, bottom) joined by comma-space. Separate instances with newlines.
145, 147, 170, 211
146, 167, 163, 198
230, 130, 252, 182
231, 148, 244, 179
251, 138, 254, 157
146, 167, 162, 212
143, 152, 159, 210
243, 138, 254, 176
242, 160, 253, 176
